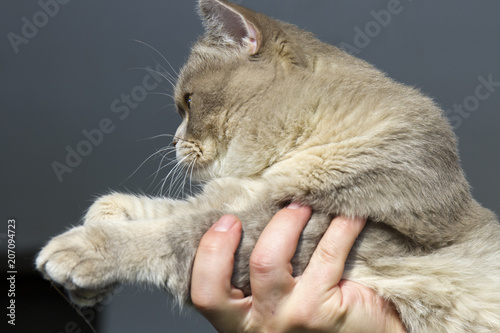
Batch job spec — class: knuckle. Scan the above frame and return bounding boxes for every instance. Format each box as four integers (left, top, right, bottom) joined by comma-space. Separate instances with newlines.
197, 240, 224, 257
313, 219, 355, 264
249, 251, 277, 275
197, 232, 228, 256
191, 292, 220, 312
315, 239, 343, 264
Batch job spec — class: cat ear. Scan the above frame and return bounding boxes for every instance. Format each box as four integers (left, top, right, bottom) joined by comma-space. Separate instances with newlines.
198, 0, 261, 55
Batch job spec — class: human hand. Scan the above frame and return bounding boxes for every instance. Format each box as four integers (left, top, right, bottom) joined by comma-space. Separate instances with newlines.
191, 204, 406, 332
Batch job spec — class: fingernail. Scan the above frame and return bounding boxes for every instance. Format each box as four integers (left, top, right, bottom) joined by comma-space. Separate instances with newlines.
351, 217, 366, 224
214, 215, 237, 232
286, 202, 303, 210
349, 217, 367, 230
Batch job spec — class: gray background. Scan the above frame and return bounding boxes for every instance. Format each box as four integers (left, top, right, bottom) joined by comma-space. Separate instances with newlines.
1, 0, 499, 332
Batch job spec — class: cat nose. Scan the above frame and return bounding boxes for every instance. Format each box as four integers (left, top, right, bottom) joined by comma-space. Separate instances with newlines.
172, 139, 178, 148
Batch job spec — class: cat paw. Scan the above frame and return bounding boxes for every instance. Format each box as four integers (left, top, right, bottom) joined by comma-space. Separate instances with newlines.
36, 226, 117, 307
84, 193, 132, 224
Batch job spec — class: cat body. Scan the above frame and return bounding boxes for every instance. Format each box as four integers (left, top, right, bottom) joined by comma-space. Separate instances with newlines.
37, 1, 500, 332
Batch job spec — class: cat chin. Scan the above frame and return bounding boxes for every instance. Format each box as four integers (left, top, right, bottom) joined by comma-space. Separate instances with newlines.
188, 165, 216, 182
188, 157, 243, 182
190, 167, 246, 182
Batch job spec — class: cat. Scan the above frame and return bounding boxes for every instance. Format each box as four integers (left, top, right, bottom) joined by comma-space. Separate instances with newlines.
36, 0, 500, 332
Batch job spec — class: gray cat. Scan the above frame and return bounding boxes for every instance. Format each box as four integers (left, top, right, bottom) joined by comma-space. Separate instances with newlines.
36, 1, 500, 332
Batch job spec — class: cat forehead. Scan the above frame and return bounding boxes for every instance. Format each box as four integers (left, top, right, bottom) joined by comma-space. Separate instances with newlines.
176, 42, 246, 91
192, 42, 245, 63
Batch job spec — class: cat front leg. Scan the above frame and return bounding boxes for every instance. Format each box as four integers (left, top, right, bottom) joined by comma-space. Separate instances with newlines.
35, 193, 185, 305
37, 178, 267, 306
84, 192, 178, 224
37, 212, 220, 307
83, 177, 268, 225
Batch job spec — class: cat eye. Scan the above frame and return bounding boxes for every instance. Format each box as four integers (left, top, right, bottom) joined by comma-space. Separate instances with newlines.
184, 93, 192, 110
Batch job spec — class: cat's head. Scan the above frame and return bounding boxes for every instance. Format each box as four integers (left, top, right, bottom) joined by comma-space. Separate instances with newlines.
172, 0, 457, 188
173, 0, 324, 180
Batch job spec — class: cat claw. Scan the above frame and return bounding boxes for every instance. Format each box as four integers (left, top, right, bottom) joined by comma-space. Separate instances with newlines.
36, 226, 117, 307
66, 284, 119, 307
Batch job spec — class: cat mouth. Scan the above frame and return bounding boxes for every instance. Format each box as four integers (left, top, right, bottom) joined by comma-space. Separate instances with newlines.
175, 140, 203, 162
174, 138, 219, 181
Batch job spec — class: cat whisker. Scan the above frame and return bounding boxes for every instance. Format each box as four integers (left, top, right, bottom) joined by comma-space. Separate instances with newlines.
131, 39, 179, 77
179, 159, 193, 198
143, 67, 176, 88
124, 141, 191, 192
122, 152, 169, 186
159, 154, 191, 197
153, 64, 178, 85
147, 149, 181, 191
126, 66, 176, 89
175, 157, 197, 199
188, 158, 198, 197
168, 168, 185, 198
145, 133, 176, 140
136, 133, 175, 141
151, 102, 178, 118
147, 92, 175, 99
169, 160, 190, 199
137, 133, 194, 144
125, 65, 175, 81
122, 144, 177, 186
139, 138, 196, 194
151, 154, 180, 178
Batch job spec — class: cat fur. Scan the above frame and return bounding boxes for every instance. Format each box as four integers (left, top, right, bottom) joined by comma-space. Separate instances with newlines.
37, 1, 500, 331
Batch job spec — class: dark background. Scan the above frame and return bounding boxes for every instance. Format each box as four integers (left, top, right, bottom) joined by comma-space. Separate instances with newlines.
1, 0, 499, 332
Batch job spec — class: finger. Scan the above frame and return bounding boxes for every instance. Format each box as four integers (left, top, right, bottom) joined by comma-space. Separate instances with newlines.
301, 216, 366, 292
250, 203, 312, 305
191, 215, 244, 314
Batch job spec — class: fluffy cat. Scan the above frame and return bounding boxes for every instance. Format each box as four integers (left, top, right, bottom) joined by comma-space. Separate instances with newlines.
37, 1, 500, 332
